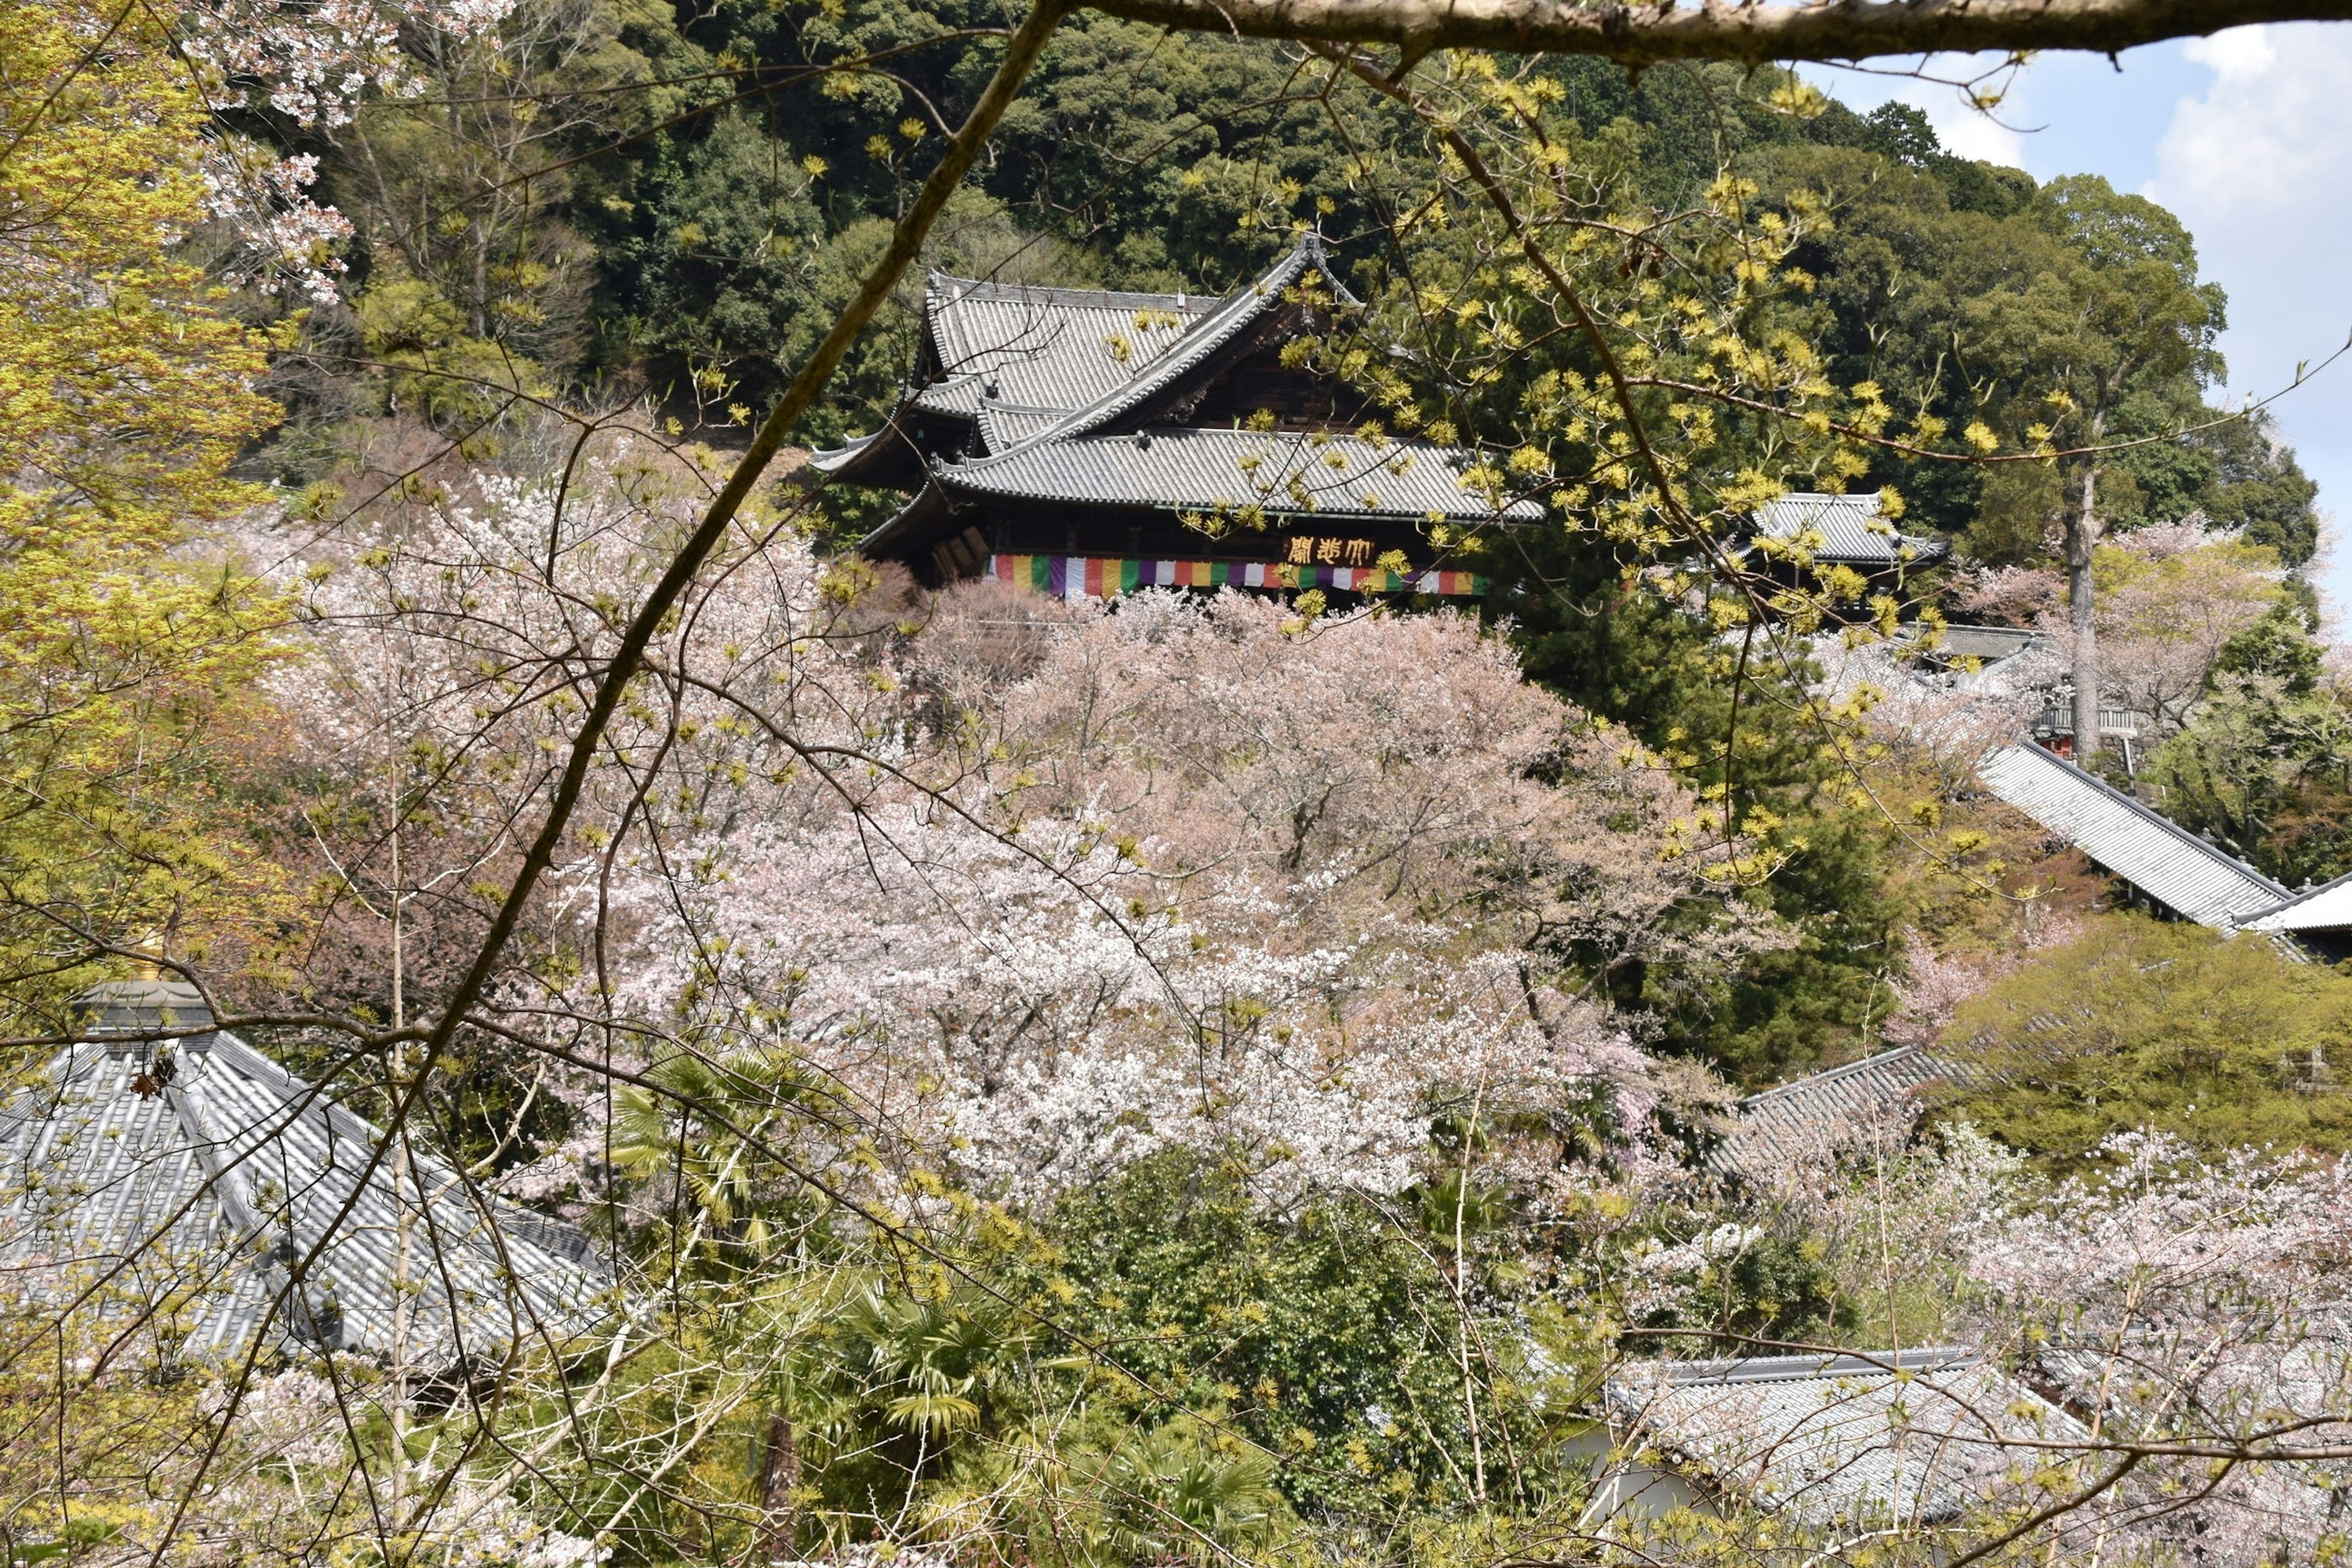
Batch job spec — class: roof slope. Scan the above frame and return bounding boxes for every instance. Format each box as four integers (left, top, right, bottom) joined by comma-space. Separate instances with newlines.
1752, 492, 1950, 568
1713, 1046, 1954, 1175
1978, 743, 2288, 929
933, 426, 1540, 523
998, 234, 1359, 449
913, 276, 1215, 421
1607, 1348, 2086, 1528
2245, 868, 2352, 933
820, 235, 1354, 484
1, 985, 605, 1367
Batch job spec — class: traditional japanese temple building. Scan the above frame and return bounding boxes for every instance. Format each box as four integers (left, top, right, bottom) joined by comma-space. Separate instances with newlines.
816, 234, 1541, 595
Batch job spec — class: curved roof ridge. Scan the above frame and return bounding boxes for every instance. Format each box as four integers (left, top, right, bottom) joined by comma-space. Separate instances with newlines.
924, 272, 1217, 315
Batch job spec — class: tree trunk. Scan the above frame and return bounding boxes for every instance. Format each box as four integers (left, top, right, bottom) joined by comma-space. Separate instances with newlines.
2065, 459, 2102, 764
757, 1408, 799, 1563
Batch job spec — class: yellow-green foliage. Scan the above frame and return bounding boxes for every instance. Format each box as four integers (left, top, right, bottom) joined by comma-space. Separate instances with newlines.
1939, 914, 2352, 1168
0, 1, 295, 1023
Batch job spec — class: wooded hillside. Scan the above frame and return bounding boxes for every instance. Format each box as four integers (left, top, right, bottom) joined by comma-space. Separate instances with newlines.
6, 4, 2351, 1566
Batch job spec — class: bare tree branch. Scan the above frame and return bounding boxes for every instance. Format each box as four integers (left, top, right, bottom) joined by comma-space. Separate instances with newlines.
412, 0, 1071, 1068
1087, 0, 2352, 66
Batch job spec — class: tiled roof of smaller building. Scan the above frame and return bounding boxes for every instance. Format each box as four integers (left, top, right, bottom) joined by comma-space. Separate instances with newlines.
1607, 1347, 2086, 1528
1752, 492, 1950, 568
1932, 624, 2040, 664
1, 984, 606, 1368
2245, 867, 2352, 933
932, 426, 1541, 523
1713, 1046, 1954, 1174
1978, 743, 2288, 929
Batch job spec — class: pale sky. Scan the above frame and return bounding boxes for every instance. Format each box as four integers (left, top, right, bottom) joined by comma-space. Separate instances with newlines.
1807, 27, 2352, 633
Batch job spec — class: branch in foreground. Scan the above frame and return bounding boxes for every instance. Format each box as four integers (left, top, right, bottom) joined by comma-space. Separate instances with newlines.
415, 0, 1069, 1062
1087, 0, 2352, 66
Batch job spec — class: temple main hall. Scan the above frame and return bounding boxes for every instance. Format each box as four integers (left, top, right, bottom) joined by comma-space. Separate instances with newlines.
815, 234, 1540, 597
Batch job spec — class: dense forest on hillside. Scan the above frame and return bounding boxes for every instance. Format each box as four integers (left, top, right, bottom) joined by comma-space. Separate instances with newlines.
268, 4, 2321, 556
9, 2, 2352, 1565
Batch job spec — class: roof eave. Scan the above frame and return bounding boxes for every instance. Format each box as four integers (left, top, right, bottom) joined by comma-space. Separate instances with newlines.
929, 470, 1538, 529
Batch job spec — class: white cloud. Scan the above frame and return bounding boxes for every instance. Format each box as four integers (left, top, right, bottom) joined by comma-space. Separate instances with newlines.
2159, 26, 2336, 219
1927, 94, 2029, 167
2150, 24, 2352, 622
1805, 56, 2027, 167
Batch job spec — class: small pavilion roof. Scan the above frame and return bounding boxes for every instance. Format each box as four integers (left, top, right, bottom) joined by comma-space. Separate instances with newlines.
1, 983, 606, 1369
1931, 624, 2040, 665
1751, 492, 1950, 570
1711, 1046, 1954, 1175
1977, 743, 2288, 930
1606, 1347, 2085, 1528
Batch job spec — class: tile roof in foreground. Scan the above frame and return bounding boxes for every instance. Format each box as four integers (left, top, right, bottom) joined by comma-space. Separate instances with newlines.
1977, 743, 2289, 930
1751, 492, 1951, 570
1712, 1046, 1955, 1175
0, 983, 607, 1368
1607, 1347, 2086, 1528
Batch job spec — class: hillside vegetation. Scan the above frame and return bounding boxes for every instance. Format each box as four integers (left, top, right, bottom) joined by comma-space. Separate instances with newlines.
6, 4, 2352, 1566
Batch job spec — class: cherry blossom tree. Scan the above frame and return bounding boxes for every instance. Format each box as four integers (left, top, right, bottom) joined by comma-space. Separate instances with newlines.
181, 0, 517, 298
1964, 1133, 2352, 1564
262, 442, 1768, 1212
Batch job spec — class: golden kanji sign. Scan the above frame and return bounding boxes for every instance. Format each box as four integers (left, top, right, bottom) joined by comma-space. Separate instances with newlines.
1286, 535, 1377, 567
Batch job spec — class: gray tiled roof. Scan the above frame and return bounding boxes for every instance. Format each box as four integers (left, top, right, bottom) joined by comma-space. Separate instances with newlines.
822, 235, 1359, 486
973, 399, 1076, 453
1752, 492, 1950, 569
932, 426, 1542, 523
1931, 625, 2040, 664
2245, 868, 2352, 933
1009, 235, 1360, 448
1607, 1348, 2086, 1528
1713, 1046, 1954, 1174
903, 237, 1358, 443
914, 276, 1214, 420
1, 986, 606, 1368
845, 236, 1536, 559
1978, 743, 2288, 929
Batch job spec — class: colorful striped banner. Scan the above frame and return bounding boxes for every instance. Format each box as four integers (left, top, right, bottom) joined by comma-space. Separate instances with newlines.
988, 556, 1485, 599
